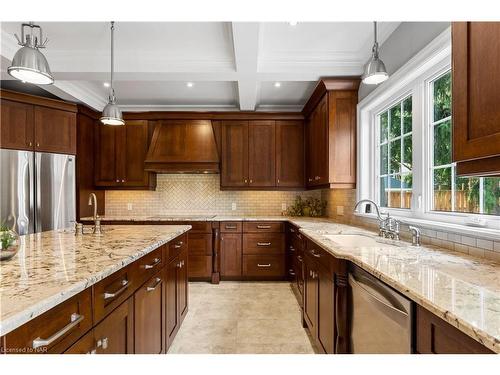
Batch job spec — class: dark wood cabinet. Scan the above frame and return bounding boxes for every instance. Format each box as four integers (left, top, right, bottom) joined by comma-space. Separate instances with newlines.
452, 22, 500, 176
95, 120, 155, 189
165, 247, 189, 348
220, 233, 242, 278
64, 330, 95, 354
187, 233, 213, 279
134, 271, 165, 354
221, 121, 249, 188
276, 120, 305, 188
34, 106, 76, 154
0, 99, 34, 150
303, 254, 318, 336
0, 91, 77, 155
248, 120, 276, 187
416, 305, 493, 354
94, 297, 134, 354
304, 79, 358, 189
317, 262, 335, 354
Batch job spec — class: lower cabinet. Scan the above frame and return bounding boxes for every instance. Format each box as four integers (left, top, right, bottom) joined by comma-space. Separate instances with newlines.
134, 271, 165, 354
94, 297, 135, 354
166, 248, 189, 348
303, 239, 348, 354
220, 232, 242, 278
64, 330, 95, 354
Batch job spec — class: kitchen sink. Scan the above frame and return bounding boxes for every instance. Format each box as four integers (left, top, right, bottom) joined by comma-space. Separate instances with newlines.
324, 233, 397, 248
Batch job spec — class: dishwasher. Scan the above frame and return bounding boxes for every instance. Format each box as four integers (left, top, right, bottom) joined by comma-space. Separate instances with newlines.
348, 265, 413, 353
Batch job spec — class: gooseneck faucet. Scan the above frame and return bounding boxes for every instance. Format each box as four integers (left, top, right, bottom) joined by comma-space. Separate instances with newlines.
353, 199, 400, 240
88, 193, 102, 235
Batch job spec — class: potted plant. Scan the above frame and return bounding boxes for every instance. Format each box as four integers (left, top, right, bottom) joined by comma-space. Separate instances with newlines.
0, 224, 19, 261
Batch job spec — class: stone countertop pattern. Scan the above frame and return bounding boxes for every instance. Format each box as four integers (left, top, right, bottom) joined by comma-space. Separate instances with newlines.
80, 215, 293, 222
0, 225, 191, 337
288, 218, 500, 354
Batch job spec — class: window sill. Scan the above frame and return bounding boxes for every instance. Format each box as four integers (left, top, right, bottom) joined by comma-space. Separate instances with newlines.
354, 212, 500, 242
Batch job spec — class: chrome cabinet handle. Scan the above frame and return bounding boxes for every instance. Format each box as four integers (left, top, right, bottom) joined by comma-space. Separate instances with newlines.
36, 142, 40, 147
28, 141, 32, 147
147, 277, 162, 292
310, 249, 321, 258
257, 242, 271, 246
244, 179, 248, 183
121, 179, 125, 183
308, 178, 313, 182
96, 337, 109, 350
116, 179, 119, 183
143, 257, 161, 269
174, 241, 183, 249
289, 269, 296, 276
297, 255, 303, 262
225, 225, 237, 229
32, 313, 84, 349
104, 279, 129, 300
290, 228, 295, 233
257, 225, 271, 229
249, 179, 253, 183
289, 246, 295, 252
315, 176, 321, 180
257, 263, 271, 267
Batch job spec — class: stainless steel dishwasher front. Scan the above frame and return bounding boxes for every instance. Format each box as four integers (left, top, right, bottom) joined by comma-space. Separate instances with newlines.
348, 265, 413, 353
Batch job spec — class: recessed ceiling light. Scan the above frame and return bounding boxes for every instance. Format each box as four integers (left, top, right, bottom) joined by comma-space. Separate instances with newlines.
187, 82, 194, 88
103, 82, 110, 88
288, 21, 298, 26
274, 82, 281, 88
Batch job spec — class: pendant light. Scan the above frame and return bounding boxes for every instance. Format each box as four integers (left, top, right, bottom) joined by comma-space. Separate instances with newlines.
7, 22, 54, 85
100, 21, 124, 126
362, 22, 389, 85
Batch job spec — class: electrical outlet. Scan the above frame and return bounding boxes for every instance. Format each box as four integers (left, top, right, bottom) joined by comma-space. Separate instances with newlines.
336, 206, 344, 216
231, 202, 237, 211
127, 203, 133, 211
281, 203, 287, 211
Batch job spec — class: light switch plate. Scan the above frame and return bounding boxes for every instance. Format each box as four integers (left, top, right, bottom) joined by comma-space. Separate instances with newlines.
336, 206, 344, 216
127, 203, 133, 211
231, 203, 237, 211
281, 203, 287, 211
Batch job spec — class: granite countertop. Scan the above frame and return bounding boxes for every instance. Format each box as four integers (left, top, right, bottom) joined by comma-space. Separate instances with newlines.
80, 215, 292, 222
287, 218, 500, 353
0, 225, 191, 337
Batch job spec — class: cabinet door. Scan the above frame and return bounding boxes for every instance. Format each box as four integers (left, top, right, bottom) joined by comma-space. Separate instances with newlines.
317, 265, 335, 354
315, 96, 329, 185
34, 106, 76, 154
177, 249, 189, 322
134, 272, 165, 354
453, 22, 500, 170
276, 120, 304, 188
221, 121, 248, 187
0, 99, 34, 150
95, 124, 118, 186
248, 120, 276, 187
121, 120, 151, 187
94, 297, 134, 354
220, 233, 242, 277
166, 257, 179, 344
303, 257, 318, 335
64, 330, 95, 354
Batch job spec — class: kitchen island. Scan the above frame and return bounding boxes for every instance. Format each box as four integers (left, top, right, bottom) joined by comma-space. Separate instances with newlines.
0, 225, 191, 353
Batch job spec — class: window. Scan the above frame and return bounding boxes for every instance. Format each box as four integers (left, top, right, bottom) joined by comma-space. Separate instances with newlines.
357, 31, 500, 231
378, 96, 412, 209
430, 71, 500, 215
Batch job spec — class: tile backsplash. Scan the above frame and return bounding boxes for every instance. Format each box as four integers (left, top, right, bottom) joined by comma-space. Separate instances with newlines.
105, 174, 321, 216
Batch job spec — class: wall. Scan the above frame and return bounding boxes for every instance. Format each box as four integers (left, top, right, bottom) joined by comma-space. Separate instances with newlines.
105, 174, 321, 216
358, 22, 450, 100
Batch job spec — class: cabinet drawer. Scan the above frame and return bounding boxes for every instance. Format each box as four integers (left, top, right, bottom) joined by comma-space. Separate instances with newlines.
188, 233, 212, 256
220, 221, 243, 233
243, 233, 285, 255
133, 246, 164, 287
168, 233, 188, 261
243, 221, 284, 233
93, 265, 136, 324
4, 289, 92, 354
188, 255, 212, 278
242, 255, 285, 277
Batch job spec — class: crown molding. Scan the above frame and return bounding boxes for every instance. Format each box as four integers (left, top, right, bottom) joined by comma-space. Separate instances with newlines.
120, 104, 239, 112
52, 81, 107, 111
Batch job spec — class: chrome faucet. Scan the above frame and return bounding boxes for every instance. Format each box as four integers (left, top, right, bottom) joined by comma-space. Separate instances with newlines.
408, 226, 421, 246
353, 199, 400, 240
88, 193, 102, 235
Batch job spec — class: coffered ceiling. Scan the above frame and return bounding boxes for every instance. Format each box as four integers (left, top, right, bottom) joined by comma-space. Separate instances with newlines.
0, 21, 400, 111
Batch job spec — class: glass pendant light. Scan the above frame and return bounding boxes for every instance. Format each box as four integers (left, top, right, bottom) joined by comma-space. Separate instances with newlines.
7, 22, 54, 85
100, 21, 124, 126
362, 22, 389, 85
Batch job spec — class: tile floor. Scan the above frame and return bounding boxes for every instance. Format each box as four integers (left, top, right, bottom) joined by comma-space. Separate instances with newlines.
167, 281, 316, 354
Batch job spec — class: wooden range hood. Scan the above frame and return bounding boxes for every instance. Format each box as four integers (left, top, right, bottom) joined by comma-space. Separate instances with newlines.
145, 120, 220, 173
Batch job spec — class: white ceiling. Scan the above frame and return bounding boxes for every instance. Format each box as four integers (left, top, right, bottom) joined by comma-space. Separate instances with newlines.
0, 21, 400, 111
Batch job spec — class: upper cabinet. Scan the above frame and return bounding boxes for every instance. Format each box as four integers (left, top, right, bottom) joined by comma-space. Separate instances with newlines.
303, 79, 359, 189
452, 22, 500, 176
221, 119, 304, 189
95, 120, 156, 190
0, 91, 77, 154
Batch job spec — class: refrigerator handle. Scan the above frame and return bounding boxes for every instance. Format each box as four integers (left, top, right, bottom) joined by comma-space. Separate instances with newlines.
35, 152, 42, 233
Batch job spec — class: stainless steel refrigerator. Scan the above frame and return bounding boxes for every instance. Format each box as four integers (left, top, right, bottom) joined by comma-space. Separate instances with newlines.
0, 149, 76, 235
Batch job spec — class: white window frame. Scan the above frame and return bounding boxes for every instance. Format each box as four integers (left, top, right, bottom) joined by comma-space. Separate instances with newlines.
357, 27, 500, 235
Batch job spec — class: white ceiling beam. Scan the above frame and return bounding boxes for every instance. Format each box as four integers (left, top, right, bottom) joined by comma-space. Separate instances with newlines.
231, 23, 260, 111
